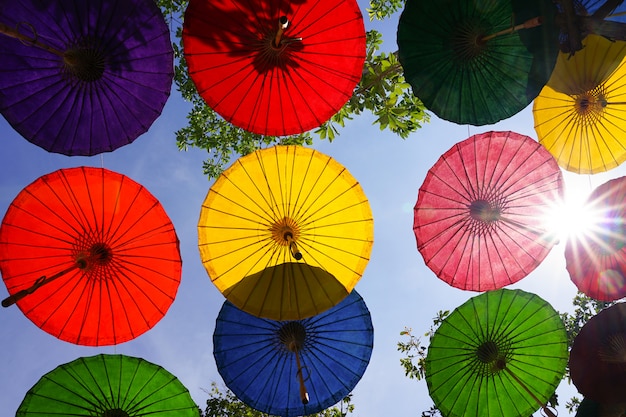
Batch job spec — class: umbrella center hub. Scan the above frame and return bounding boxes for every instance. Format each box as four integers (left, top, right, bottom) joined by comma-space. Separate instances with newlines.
598, 333, 626, 363
271, 217, 303, 260
64, 41, 106, 82
476, 340, 507, 373
469, 199, 501, 223
101, 409, 129, 417
76, 242, 113, 269
278, 321, 307, 352
450, 22, 487, 62
575, 87, 608, 119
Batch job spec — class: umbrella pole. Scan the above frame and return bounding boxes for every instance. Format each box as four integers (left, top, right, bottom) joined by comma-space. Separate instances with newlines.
0, 22, 65, 57
281, 322, 310, 404
481, 16, 542, 42
503, 367, 557, 417
274, 16, 289, 48
293, 348, 310, 404
2, 262, 81, 308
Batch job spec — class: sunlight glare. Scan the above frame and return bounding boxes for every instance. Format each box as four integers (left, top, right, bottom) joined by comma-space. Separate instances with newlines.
544, 187, 598, 242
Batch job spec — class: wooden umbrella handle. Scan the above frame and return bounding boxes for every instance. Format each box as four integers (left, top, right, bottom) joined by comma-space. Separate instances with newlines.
294, 350, 309, 404
1, 263, 79, 308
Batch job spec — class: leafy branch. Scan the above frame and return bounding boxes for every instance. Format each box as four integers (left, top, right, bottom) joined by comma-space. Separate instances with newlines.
158, 0, 427, 179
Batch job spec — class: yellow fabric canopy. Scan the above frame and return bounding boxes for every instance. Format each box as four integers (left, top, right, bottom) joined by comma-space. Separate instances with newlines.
533, 34, 626, 174
198, 145, 374, 320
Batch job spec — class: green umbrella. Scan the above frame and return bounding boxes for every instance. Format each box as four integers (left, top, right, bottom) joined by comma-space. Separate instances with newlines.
16, 354, 198, 416
425, 289, 567, 417
397, 0, 559, 126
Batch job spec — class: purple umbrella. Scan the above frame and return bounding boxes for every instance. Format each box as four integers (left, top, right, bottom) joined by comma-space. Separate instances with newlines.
0, 0, 173, 156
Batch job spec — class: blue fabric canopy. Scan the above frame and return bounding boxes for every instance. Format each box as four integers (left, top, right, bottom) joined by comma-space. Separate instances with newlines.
213, 290, 373, 417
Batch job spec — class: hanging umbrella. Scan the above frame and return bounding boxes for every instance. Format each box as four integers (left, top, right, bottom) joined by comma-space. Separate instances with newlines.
565, 176, 626, 301
0, 0, 173, 156
570, 302, 626, 404
413, 131, 564, 292
198, 145, 373, 321
575, 397, 626, 417
16, 354, 198, 416
213, 290, 373, 417
182, 0, 365, 136
397, 0, 560, 126
533, 34, 626, 174
0, 167, 182, 346
425, 288, 568, 417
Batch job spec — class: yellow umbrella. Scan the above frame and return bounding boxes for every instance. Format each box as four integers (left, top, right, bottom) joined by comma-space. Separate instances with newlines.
533, 34, 626, 174
198, 145, 373, 320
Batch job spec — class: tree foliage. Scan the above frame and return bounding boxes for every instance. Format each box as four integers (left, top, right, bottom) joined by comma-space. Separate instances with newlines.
199, 382, 355, 417
156, 0, 428, 179
397, 292, 617, 416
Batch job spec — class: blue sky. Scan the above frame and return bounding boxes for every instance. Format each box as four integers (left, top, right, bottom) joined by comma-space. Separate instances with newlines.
2, 1, 626, 416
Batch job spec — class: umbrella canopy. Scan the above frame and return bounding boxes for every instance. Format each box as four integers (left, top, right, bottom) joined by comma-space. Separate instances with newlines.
533, 34, 626, 174
425, 288, 568, 417
16, 354, 198, 416
413, 131, 564, 291
397, 0, 559, 126
182, 0, 365, 136
570, 302, 626, 404
0, 167, 182, 346
213, 290, 373, 417
565, 176, 626, 301
0, 0, 173, 156
198, 145, 373, 321
575, 397, 626, 417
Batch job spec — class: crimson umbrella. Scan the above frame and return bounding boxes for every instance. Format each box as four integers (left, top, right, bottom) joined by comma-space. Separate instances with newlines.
0, 167, 182, 346
570, 302, 626, 404
413, 131, 564, 291
0, 0, 173, 156
182, 0, 365, 136
565, 176, 626, 301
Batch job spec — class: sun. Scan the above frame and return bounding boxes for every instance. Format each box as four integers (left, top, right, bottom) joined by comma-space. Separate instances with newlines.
543, 186, 599, 242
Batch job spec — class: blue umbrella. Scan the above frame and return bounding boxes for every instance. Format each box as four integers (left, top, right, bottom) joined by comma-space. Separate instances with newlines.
213, 290, 373, 417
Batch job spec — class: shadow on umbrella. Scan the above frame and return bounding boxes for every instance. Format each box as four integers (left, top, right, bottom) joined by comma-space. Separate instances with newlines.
222, 263, 349, 321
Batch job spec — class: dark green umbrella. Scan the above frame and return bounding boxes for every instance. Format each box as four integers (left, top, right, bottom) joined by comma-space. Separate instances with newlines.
16, 354, 198, 416
425, 289, 568, 417
397, 0, 559, 125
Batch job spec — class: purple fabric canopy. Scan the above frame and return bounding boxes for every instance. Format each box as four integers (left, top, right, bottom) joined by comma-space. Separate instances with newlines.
0, 0, 173, 156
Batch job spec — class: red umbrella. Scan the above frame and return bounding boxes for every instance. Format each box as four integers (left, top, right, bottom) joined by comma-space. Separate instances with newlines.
565, 176, 626, 301
570, 302, 626, 404
413, 131, 564, 291
0, 167, 182, 346
182, 0, 366, 136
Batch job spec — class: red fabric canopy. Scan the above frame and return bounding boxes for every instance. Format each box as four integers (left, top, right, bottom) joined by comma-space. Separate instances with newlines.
0, 167, 182, 346
413, 131, 564, 291
182, 0, 365, 136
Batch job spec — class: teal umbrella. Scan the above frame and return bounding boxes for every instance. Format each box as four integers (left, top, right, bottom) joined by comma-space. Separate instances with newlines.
425, 289, 568, 417
16, 354, 198, 416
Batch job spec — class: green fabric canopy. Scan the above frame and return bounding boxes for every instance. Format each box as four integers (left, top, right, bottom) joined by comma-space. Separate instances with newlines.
17, 354, 198, 416
397, 0, 559, 126
425, 289, 567, 417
